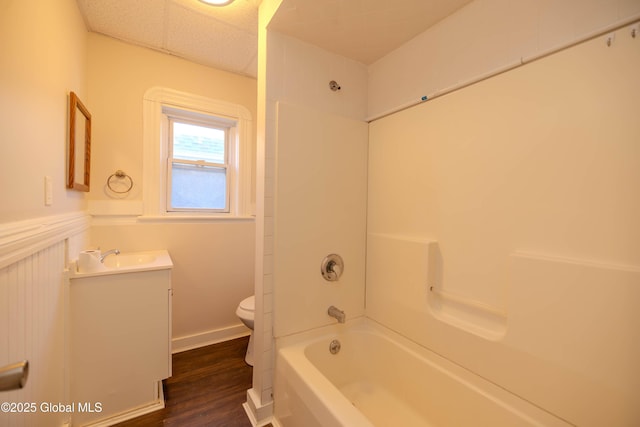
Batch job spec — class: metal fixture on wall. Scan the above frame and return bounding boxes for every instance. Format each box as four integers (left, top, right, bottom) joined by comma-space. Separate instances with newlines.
321, 254, 344, 281
106, 169, 134, 194
0, 360, 28, 392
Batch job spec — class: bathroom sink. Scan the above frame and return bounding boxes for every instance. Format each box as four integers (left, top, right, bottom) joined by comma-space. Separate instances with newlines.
103, 253, 157, 268
72, 250, 173, 277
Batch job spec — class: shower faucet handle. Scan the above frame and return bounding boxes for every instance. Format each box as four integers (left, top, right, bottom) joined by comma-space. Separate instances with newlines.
328, 260, 341, 278
321, 254, 344, 281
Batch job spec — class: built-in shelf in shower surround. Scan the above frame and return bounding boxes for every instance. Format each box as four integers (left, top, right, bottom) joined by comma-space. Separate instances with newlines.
366, 233, 508, 341
428, 285, 508, 341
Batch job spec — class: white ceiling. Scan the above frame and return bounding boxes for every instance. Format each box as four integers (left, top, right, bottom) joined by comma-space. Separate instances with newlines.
77, 0, 473, 78
269, 0, 473, 66
76, 0, 260, 77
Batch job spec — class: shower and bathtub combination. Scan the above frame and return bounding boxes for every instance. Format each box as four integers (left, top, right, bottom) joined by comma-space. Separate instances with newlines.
264, 20, 640, 427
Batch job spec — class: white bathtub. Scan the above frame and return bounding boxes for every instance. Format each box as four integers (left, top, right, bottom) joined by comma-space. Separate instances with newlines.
274, 318, 570, 427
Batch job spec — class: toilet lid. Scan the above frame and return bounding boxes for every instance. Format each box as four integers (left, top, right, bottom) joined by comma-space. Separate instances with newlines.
239, 295, 255, 312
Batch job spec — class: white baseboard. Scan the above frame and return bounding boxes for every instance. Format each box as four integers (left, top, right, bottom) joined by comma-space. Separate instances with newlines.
79, 384, 165, 427
172, 323, 250, 354
243, 388, 273, 427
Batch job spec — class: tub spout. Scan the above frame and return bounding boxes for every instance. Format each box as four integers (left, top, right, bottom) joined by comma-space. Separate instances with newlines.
328, 306, 346, 324
99, 249, 120, 263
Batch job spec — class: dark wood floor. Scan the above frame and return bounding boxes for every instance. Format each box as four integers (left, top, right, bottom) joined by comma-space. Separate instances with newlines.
113, 336, 257, 427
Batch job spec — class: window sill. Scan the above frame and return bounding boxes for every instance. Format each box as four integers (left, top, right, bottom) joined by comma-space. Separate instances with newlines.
136, 214, 255, 223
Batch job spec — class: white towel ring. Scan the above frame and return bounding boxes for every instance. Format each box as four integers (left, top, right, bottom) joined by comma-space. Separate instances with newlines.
107, 170, 134, 194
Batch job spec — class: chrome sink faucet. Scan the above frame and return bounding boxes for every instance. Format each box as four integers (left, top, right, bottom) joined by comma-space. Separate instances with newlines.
99, 249, 120, 263
328, 306, 346, 324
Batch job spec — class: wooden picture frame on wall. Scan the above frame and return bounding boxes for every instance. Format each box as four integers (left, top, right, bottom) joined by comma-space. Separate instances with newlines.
68, 91, 92, 192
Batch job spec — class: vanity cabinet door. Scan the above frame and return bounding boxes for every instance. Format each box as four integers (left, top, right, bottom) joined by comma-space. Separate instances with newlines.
70, 268, 172, 425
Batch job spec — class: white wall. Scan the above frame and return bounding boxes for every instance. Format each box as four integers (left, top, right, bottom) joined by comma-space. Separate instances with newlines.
368, 0, 640, 119
0, 1, 90, 425
367, 25, 640, 427
265, 33, 368, 122
86, 33, 258, 208
0, 0, 88, 222
86, 34, 257, 351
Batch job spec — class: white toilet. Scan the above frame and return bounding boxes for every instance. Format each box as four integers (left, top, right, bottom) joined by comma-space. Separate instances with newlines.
235, 295, 255, 366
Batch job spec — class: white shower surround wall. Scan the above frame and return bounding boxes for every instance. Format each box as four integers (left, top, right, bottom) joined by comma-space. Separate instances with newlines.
364, 24, 640, 427
367, 0, 640, 120
272, 102, 368, 338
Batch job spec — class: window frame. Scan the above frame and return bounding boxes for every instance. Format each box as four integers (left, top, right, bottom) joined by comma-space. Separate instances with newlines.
165, 111, 231, 213
143, 87, 252, 220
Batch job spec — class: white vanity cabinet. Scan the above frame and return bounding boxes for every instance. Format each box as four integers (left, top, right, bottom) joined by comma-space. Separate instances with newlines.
69, 250, 172, 426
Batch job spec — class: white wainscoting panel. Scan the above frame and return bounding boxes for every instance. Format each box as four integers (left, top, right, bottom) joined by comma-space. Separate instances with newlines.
0, 213, 88, 427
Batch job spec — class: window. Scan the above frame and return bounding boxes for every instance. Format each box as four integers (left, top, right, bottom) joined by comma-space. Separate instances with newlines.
166, 110, 232, 212
143, 88, 252, 219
